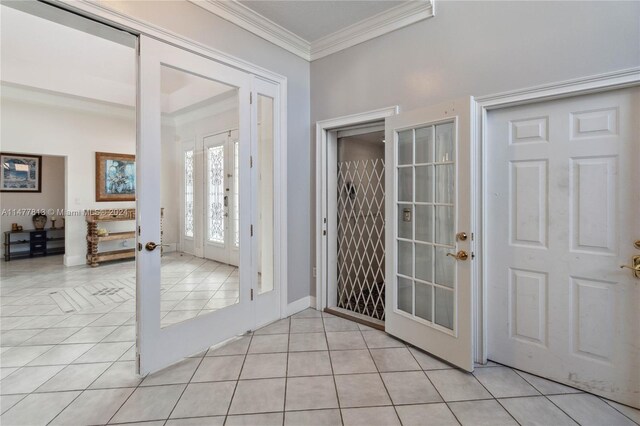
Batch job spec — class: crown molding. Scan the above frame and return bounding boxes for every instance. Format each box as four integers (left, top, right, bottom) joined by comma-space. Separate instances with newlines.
310, 0, 434, 61
190, 0, 311, 60
189, 0, 434, 62
1, 82, 135, 120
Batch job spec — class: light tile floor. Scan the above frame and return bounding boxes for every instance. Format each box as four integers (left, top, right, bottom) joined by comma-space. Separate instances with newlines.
1, 257, 639, 425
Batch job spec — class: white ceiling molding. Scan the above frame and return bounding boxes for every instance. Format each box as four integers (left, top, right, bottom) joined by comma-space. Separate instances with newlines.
190, 0, 311, 60
310, 0, 434, 61
1, 82, 135, 120
189, 0, 434, 62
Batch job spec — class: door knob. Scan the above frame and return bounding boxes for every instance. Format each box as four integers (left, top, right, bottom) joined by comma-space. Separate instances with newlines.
456, 232, 468, 241
446, 250, 469, 261
145, 242, 168, 251
634, 240, 640, 250
620, 255, 640, 278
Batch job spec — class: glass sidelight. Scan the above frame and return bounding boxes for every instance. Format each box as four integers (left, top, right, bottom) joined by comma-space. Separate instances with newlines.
256, 95, 275, 295
396, 122, 456, 330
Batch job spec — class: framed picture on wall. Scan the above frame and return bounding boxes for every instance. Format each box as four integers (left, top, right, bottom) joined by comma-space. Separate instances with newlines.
95, 152, 136, 202
0, 153, 42, 193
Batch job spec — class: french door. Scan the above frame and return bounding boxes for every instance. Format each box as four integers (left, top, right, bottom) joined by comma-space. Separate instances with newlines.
137, 36, 253, 374
384, 98, 474, 371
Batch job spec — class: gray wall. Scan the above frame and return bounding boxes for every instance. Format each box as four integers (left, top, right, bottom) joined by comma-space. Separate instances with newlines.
310, 0, 640, 296
105, 1, 311, 303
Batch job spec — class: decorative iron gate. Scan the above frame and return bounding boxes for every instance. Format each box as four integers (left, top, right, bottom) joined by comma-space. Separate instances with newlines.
337, 158, 385, 320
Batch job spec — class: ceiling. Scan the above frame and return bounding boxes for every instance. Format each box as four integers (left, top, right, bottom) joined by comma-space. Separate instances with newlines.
1, 4, 234, 114
238, 1, 405, 42
193, 0, 434, 61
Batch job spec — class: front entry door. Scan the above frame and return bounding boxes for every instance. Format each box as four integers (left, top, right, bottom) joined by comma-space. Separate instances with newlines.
137, 36, 252, 374
486, 87, 640, 407
385, 98, 474, 371
204, 130, 239, 266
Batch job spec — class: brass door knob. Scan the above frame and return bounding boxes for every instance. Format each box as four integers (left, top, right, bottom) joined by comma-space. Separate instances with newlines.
620, 255, 640, 278
446, 250, 469, 261
145, 242, 168, 251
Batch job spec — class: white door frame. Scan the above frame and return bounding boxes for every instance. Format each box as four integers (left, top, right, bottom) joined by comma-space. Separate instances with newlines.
473, 66, 640, 363
54, 0, 289, 321
315, 106, 399, 312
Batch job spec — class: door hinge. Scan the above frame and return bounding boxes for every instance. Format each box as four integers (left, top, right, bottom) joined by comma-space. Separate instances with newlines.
250, 224, 254, 237
136, 353, 141, 373
250, 156, 253, 168
250, 288, 254, 300
137, 226, 141, 236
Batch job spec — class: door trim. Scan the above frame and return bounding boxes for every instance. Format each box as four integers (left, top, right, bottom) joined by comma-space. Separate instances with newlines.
53, 0, 289, 321
473, 66, 640, 364
315, 106, 399, 312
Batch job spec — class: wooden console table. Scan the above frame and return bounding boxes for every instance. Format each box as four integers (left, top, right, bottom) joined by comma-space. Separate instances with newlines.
85, 208, 164, 267
86, 209, 136, 267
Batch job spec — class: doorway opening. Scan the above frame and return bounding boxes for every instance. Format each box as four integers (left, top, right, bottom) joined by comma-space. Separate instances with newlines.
320, 121, 387, 329
335, 129, 386, 322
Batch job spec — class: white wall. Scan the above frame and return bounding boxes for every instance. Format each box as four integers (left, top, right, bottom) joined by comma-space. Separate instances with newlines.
0, 90, 136, 266
1, 155, 66, 235
100, 1, 311, 303
310, 0, 640, 296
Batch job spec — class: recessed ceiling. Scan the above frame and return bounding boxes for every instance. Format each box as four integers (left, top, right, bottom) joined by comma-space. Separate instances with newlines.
238, 1, 405, 42
1, 4, 234, 114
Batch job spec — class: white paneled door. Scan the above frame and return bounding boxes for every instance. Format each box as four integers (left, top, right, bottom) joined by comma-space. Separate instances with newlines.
385, 98, 474, 371
487, 87, 640, 407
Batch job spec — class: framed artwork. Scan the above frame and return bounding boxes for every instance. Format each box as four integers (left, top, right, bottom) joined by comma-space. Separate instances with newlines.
0, 153, 42, 193
95, 152, 136, 202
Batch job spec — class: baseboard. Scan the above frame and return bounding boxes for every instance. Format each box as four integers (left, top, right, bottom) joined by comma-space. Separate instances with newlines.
286, 295, 316, 317
163, 243, 177, 253
64, 254, 85, 267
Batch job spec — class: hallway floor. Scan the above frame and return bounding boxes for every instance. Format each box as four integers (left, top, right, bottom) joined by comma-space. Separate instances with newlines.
1, 258, 639, 425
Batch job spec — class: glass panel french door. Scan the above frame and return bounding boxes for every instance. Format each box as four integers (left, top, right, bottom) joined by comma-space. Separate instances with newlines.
385, 98, 474, 371
137, 35, 252, 374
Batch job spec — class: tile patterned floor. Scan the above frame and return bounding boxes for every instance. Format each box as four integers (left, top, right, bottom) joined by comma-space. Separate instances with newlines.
1, 257, 639, 425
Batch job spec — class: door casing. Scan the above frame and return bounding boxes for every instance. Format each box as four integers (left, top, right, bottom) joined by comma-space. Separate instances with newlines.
315, 107, 399, 313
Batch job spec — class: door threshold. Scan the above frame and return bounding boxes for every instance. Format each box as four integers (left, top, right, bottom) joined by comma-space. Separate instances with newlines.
324, 307, 384, 331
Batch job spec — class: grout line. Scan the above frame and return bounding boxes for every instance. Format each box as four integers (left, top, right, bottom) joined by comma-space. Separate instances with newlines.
164, 352, 209, 422
600, 400, 640, 425
358, 325, 402, 425
102, 363, 149, 425
222, 331, 254, 425
322, 314, 345, 426
405, 347, 463, 425
281, 318, 291, 426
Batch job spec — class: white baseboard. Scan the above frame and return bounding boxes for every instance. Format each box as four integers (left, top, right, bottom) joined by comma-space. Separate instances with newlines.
286, 296, 317, 317
64, 254, 85, 267
163, 243, 177, 253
